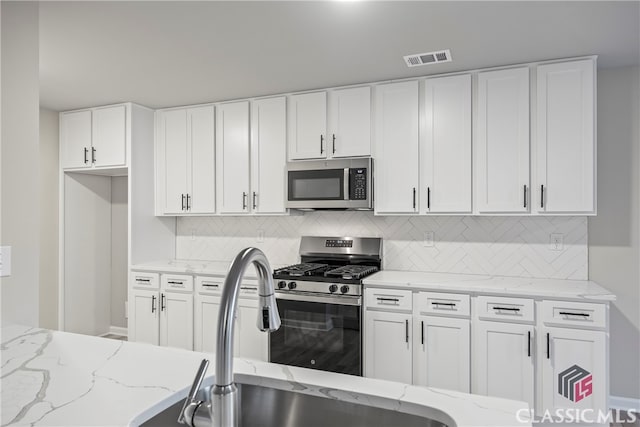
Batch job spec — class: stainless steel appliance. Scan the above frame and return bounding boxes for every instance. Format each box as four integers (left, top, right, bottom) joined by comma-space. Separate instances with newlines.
270, 236, 382, 376
286, 158, 373, 210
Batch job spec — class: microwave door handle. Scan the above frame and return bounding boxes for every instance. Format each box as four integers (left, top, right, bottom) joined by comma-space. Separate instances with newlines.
343, 168, 349, 200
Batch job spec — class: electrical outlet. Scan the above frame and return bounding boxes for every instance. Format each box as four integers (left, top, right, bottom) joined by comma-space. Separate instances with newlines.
423, 231, 435, 247
257, 230, 265, 243
0, 246, 11, 277
549, 233, 564, 251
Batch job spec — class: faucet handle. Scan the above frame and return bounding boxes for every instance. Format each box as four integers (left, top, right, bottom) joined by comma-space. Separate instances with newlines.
178, 359, 209, 425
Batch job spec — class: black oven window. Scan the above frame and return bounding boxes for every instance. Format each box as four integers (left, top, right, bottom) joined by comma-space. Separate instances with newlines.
288, 169, 344, 201
270, 300, 361, 376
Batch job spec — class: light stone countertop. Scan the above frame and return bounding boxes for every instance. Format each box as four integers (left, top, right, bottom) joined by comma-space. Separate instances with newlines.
1, 325, 531, 427
363, 270, 616, 302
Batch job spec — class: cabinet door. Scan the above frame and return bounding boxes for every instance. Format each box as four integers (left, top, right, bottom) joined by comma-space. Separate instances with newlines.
237, 298, 268, 361
414, 316, 470, 393
158, 109, 189, 214
422, 74, 472, 213
159, 292, 193, 350
541, 327, 606, 416
374, 81, 419, 214
473, 321, 535, 409
129, 289, 159, 345
476, 68, 530, 213
92, 105, 127, 168
288, 92, 327, 160
188, 106, 216, 214
194, 294, 221, 353
364, 311, 412, 383
251, 97, 287, 214
60, 110, 92, 169
216, 101, 250, 214
536, 59, 595, 214
329, 87, 371, 158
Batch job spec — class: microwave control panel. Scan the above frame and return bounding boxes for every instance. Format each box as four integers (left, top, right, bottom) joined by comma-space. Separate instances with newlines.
349, 168, 367, 200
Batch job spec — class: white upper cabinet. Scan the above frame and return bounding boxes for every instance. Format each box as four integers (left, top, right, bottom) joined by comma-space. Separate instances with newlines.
217, 101, 250, 214
60, 105, 127, 170
288, 92, 327, 160
189, 106, 217, 214
476, 67, 530, 213
421, 74, 472, 214
156, 106, 215, 215
328, 86, 371, 158
374, 80, 420, 214
92, 105, 127, 168
61, 110, 92, 169
535, 59, 596, 214
251, 97, 287, 214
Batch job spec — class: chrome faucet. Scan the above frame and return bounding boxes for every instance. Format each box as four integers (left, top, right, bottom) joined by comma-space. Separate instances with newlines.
178, 248, 281, 427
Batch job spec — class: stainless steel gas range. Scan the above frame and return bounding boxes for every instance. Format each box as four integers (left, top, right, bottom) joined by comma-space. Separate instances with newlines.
269, 236, 382, 376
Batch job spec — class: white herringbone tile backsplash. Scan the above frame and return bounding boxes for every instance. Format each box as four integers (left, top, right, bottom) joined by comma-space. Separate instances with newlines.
176, 213, 588, 280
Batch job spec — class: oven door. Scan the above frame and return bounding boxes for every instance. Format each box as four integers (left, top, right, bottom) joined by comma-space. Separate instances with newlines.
270, 293, 362, 376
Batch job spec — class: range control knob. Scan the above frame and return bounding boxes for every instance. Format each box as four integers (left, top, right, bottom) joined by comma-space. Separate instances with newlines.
277, 281, 287, 289
329, 284, 338, 293
288, 282, 297, 290
340, 285, 349, 294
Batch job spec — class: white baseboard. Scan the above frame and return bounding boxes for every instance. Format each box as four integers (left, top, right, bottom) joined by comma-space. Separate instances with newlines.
610, 395, 640, 412
107, 326, 128, 337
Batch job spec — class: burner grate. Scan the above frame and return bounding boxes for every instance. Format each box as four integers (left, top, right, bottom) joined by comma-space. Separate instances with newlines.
324, 265, 379, 280
274, 263, 329, 277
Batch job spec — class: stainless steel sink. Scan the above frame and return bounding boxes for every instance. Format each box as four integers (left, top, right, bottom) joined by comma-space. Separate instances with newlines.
139, 382, 450, 427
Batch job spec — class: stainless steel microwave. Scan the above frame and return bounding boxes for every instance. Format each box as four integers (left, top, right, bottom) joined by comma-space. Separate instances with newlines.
286, 158, 373, 210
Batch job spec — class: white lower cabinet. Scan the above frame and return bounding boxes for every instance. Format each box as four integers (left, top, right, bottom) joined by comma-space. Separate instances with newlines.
159, 291, 193, 350
364, 310, 413, 383
415, 315, 470, 393
129, 288, 160, 345
473, 320, 535, 408
192, 275, 268, 361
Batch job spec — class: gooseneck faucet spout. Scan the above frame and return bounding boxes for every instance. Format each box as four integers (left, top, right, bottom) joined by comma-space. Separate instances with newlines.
178, 248, 280, 427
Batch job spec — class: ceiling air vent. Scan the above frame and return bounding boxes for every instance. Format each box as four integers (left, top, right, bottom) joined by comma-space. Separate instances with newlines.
403, 49, 452, 68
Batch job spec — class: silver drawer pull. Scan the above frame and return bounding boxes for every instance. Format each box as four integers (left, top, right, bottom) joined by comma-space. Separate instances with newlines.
559, 311, 590, 317
431, 302, 456, 307
136, 278, 151, 283
377, 297, 399, 303
241, 286, 257, 291
492, 306, 520, 312
202, 283, 219, 288
167, 281, 184, 285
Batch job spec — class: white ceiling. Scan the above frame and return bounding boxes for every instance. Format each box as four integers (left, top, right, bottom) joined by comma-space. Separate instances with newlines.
39, 1, 640, 111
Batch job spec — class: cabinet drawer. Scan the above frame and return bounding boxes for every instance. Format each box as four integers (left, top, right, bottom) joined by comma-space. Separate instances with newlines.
541, 300, 606, 329
161, 274, 194, 292
415, 292, 470, 317
476, 296, 534, 323
365, 288, 412, 311
131, 272, 159, 290
196, 276, 224, 295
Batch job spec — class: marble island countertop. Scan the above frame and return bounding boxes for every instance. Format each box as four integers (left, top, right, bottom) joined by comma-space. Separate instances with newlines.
1, 325, 531, 427
363, 270, 616, 302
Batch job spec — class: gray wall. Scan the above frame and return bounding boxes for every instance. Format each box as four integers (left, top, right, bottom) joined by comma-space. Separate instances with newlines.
589, 65, 640, 400
39, 108, 59, 330
111, 176, 128, 329
1, 2, 40, 327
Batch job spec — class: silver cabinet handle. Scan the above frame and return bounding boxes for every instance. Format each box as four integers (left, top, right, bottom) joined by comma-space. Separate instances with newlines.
242, 192, 247, 210
523, 185, 528, 208
161, 293, 166, 311
427, 187, 431, 210
181, 194, 186, 211
91, 147, 96, 164
332, 134, 336, 154
320, 135, 324, 154
541, 185, 545, 209
405, 319, 409, 343
186, 194, 191, 211
412, 188, 416, 210
84, 147, 89, 164
151, 295, 156, 313
252, 192, 257, 210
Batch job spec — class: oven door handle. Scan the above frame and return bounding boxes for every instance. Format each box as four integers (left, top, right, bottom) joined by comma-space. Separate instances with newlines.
276, 291, 361, 306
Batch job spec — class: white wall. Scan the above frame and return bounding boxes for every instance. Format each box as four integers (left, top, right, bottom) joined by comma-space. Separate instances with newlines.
589, 65, 640, 401
1, 2, 40, 327
111, 176, 127, 328
39, 108, 59, 330
177, 215, 588, 280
